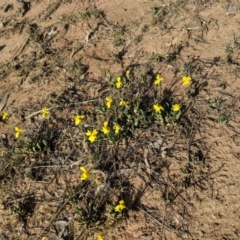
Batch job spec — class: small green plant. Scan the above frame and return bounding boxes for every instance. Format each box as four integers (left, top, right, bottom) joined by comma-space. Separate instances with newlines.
60, 13, 79, 23
151, 6, 160, 15
162, 191, 175, 202
150, 5, 169, 26
209, 99, 221, 109
11, 202, 22, 216
68, 60, 85, 73
153, 101, 182, 125
18, 138, 48, 153
78, 11, 91, 19
114, 26, 127, 37
76, 201, 104, 228
90, 8, 104, 18
225, 35, 240, 64
218, 112, 229, 125
182, 168, 192, 187
225, 35, 240, 55
77, 7, 103, 19
112, 38, 122, 47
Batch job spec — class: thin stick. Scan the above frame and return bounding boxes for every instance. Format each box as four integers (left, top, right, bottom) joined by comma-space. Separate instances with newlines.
171, 27, 200, 31
25, 107, 56, 119
25, 99, 99, 119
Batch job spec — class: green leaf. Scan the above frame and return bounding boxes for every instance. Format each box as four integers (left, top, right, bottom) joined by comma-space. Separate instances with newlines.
36, 142, 42, 150
42, 139, 47, 146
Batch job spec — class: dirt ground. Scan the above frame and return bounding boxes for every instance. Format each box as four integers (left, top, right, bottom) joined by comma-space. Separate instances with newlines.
0, 0, 240, 239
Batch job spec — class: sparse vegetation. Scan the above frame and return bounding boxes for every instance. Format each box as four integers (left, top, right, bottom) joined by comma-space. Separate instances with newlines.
0, 0, 239, 239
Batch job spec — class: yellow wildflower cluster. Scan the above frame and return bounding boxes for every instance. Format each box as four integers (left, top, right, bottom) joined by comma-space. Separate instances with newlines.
106, 96, 113, 109
172, 104, 181, 112
41, 107, 50, 118
114, 200, 126, 212
75, 115, 85, 126
154, 74, 164, 85
1, 112, 8, 120
96, 234, 104, 240
113, 123, 121, 134
119, 99, 128, 106
102, 121, 110, 134
13, 107, 50, 139
86, 129, 98, 143
153, 104, 164, 113
14, 126, 23, 139
153, 103, 181, 114
80, 166, 91, 180
182, 76, 191, 85
116, 76, 122, 88
101, 122, 121, 135
84, 122, 121, 143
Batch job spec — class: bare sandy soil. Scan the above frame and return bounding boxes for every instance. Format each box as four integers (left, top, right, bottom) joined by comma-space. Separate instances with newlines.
0, 0, 240, 239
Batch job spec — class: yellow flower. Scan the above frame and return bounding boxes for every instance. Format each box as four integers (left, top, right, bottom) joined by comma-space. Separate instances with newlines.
126, 70, 130, 79
14, 126, 22, 139
172, 104, 181, 112
153, 104, 164, 113
113, 123, 121, 135
114, 200, 126, 212
41, 107, 50, 118
74, 115, 85, 126
86, 129, 98, 143
119, 99, 128, 106
41, 237, 49, 240
182, 76, 191, 85
154, 74, 163, 85
102, 121, 110, 135
106, 96, 113, 108
116, 76, 122, 88
2, 112, 8, 120
96, 234, 104, 240
80, 166, 90, 180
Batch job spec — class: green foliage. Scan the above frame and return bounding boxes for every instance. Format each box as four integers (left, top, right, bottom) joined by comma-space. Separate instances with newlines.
76, 201, 104, 228
112, 38, 122, 47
